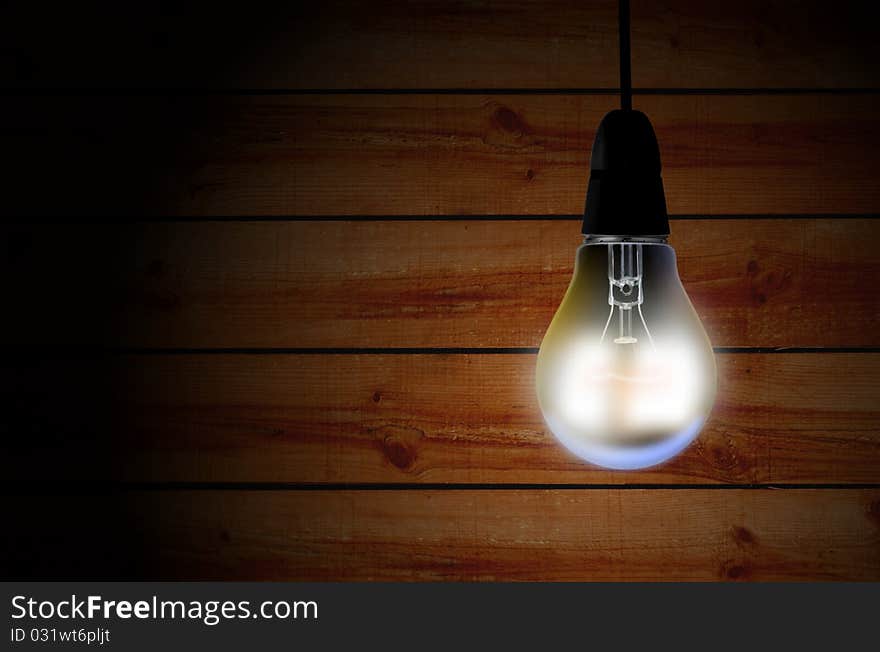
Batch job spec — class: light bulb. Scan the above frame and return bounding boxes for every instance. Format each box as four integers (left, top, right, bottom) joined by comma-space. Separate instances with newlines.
536, 239, 716, 469
536, 110, 716, 469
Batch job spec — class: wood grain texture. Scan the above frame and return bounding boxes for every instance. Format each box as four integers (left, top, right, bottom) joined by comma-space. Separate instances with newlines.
632, 0, 880, 88
6, 219, 878, 348
8, 489, 878, 580
4, 94, 880, 216
130, 489, 880, 580
2, 352, 869, 485
2, 1, 619, 89
127, 218, 880, 348
111, 353, 880, 485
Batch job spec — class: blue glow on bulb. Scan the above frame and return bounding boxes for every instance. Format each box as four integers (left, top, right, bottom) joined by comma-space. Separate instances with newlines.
545, 416, 706, 470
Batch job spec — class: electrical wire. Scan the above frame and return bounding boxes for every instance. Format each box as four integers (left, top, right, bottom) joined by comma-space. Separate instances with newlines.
619, 0, 632, 110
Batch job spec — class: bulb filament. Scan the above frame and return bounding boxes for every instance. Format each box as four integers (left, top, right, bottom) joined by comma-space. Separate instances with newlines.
599, 243, 655, 350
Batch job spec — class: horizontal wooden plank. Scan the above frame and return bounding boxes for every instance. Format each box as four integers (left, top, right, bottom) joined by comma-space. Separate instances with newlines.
111, 353, 880, 485
4, 353, 878, 485
2, 1, 619, 89
9, 489, 874, 580
3, 94, 879, 216
645, 94, 880, 215
632, 0, 880, 88
7, 489, 879, 580
5, 219, 878, 348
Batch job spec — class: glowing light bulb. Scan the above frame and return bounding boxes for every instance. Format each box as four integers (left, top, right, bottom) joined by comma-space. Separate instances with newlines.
536, 110, 716, 469
537, 239, 716, 469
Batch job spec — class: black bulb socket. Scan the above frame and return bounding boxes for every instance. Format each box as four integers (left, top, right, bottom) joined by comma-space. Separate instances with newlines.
581, 109, 669, 238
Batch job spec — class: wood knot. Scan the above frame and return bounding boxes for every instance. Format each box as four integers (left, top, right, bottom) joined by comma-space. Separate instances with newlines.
382, 437, 417, 470
372, 391, 382, 403
720, 559, 750, 580
748, 263, 792, 306
695, 431, 746, 477
373, 425, 424, 471
726, 564, 748, 580
491, 105, 530, 136
525, 168, 535, 181
732, 525, 757, 547
219, 529, 231, 543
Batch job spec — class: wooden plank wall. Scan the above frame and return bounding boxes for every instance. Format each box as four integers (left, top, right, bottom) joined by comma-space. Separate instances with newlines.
2, 0, 879, 580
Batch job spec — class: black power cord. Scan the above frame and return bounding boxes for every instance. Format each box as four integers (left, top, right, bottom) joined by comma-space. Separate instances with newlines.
619, 0, 632, 110
581, 0, 669, 237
